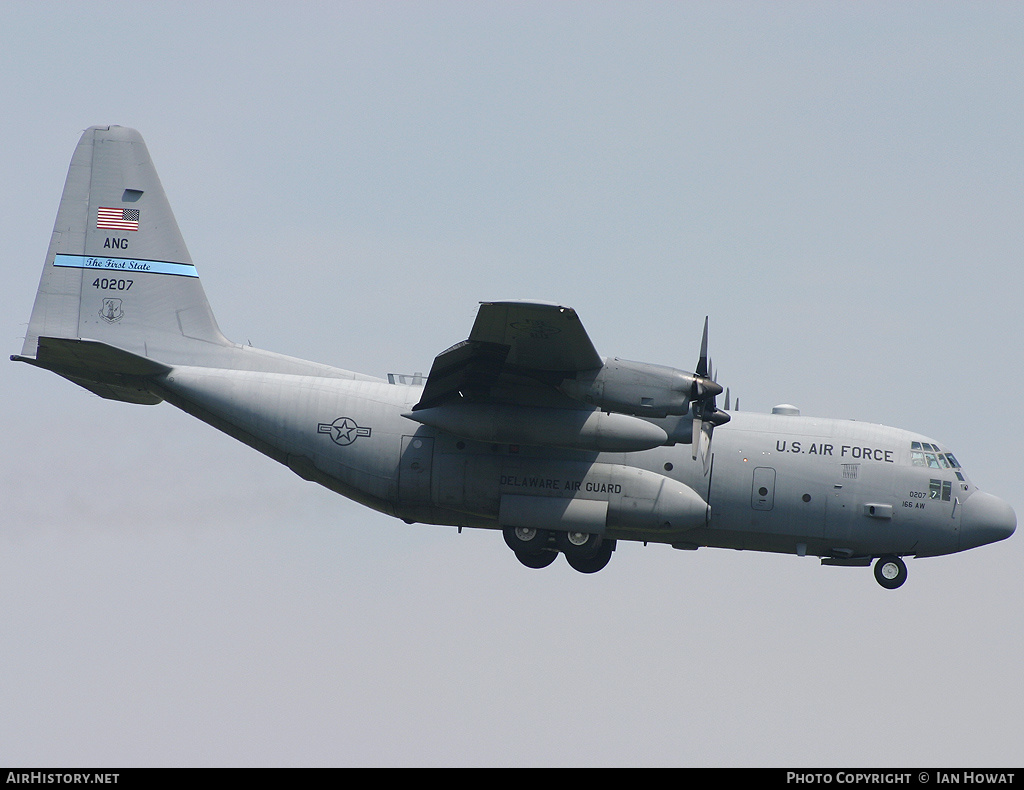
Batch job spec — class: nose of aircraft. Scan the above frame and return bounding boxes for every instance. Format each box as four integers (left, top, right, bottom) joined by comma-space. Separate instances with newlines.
959, 491, 1017, 551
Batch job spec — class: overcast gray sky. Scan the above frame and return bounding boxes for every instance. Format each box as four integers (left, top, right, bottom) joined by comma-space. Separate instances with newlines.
2, 2, 1022, 767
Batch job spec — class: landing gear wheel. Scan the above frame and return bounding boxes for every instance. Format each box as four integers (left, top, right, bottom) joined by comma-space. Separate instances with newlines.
503, 526, 551, 554
874, 555, 907, 589
564, 539, 616, 574
555, 530, 602, 560
515, 550, 558, 569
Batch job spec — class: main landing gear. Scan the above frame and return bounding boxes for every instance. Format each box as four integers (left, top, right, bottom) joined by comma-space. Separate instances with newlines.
503, 527, 615, 574
873, 555, 908, 589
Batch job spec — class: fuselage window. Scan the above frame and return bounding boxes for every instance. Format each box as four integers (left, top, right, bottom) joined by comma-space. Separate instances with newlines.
929, 478, 952, 502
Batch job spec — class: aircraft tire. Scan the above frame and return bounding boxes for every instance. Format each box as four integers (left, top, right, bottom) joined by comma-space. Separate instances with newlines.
564, 539, 616, 574
515, 549, 558, 569
555, 530, 603, 560
503, 526, 551, 554
873, 555, 907, 589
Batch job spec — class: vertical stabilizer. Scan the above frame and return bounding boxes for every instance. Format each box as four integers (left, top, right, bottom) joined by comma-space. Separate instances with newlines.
21, 126, 231, 363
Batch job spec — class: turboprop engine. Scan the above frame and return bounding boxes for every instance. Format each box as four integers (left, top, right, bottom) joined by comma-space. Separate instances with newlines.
556, 357, 716, 418
405, 402, 670, 452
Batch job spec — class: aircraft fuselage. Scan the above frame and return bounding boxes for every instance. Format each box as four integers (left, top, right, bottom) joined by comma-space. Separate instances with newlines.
152, 365, 1009, 568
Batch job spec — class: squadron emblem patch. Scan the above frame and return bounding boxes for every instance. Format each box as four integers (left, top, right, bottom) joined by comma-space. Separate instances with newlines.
100, 298, 124, 323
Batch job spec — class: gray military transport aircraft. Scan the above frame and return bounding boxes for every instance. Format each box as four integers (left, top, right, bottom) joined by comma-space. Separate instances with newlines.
14, 126, 1016, 588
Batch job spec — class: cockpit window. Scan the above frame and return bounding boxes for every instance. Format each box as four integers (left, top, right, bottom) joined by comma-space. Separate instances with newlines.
910, 443, 965, 480
911, 450, 944, 468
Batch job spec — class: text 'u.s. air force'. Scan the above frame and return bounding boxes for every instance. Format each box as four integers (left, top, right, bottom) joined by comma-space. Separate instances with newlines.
775, 440, 894, 463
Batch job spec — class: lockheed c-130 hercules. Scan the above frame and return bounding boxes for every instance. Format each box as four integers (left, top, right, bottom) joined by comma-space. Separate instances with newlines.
13, 126, 1016, 588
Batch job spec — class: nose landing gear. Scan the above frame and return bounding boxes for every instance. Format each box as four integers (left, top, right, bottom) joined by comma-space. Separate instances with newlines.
873, 555, 908, 589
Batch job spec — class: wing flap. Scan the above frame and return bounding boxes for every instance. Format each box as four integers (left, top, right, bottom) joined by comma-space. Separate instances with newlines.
414, 340, 510, 411
468, 302, 602, 372
414, 302, 604, 412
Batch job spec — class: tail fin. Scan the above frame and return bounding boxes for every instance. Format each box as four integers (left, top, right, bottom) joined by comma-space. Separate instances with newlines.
19, 126, 231, 367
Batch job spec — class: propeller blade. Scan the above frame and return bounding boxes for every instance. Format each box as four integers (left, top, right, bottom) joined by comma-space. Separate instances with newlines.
700, 421, 714, 474
690, 317, 728, 470
696, 316, 709, 378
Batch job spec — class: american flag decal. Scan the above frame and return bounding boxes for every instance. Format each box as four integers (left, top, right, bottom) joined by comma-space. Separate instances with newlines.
97, 207, 140, 231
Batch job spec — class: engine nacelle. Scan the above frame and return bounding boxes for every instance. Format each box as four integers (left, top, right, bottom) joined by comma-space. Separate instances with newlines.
404, 402, 669, 452
557, 358, 704, 418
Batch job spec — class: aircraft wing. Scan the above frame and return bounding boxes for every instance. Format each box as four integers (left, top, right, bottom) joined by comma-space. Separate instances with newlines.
413, 301, 602, 411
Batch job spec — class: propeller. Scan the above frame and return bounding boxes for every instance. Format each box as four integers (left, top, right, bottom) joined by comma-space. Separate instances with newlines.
690, 317, 730, 472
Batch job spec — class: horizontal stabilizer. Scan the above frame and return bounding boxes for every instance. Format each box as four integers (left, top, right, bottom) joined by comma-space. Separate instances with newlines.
12, 336, 170, 404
